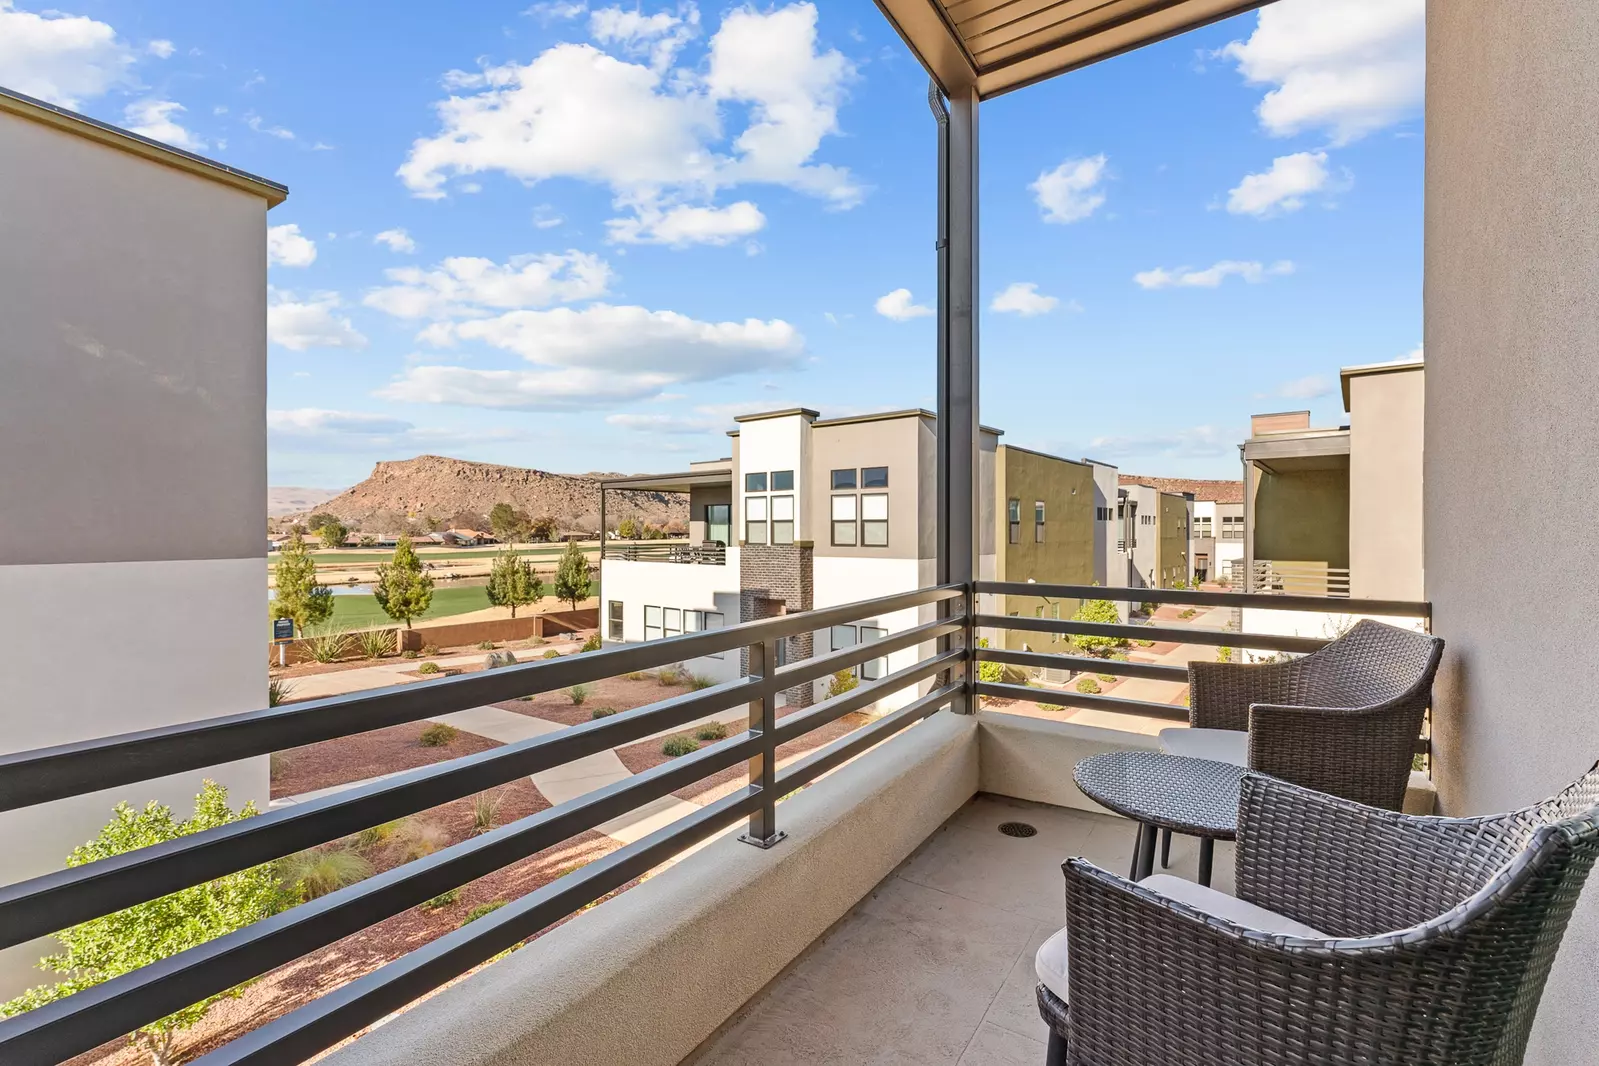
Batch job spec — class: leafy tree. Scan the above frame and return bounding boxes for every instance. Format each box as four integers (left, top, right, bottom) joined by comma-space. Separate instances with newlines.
1070, 598, 1128, 656
304, 512, 339, 532
641, 523, 665, 540
0, 782, 285, 1066
373, 536, 434, 629
488, 502, 525, 542
553, 540, 593, 610
450, 509, 486, 532
357, 534, 378, 548
975, 638, 1004, 684
269, 531, 332, 636
528, 514, 559, 542
316, 519, 349, 550
664, 518, 687, 537
486, 547, 542, 618
616, 517, 639, 540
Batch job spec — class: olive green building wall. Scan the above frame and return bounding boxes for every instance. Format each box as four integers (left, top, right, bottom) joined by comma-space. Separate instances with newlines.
994, 445, 1094, 650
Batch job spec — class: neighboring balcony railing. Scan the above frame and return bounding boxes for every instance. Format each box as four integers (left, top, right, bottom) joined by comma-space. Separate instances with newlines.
0, 585, 964, 1066
603, 541, 727, 565
973, 580, 1430, 727
1249, 560, 1351, 597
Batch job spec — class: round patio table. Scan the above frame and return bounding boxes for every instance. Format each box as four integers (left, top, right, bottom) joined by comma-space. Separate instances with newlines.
1073, 751, 1251, 887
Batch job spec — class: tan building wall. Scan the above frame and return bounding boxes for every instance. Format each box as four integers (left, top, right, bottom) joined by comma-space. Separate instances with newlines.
994, 445, 1094, 647
808, 414, 925, 561
1155, 492, 1190, 588
1249, 466, 1350, 569
1426, 6, 1599, 1062
1346, 363, 1424, 600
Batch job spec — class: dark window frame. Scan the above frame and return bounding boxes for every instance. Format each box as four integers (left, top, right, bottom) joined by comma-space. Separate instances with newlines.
831, 468, 857, 490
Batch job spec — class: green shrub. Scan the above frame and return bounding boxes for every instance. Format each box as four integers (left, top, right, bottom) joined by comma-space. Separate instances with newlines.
580, 633, 603, 653
1097, 672, 1117, 682
662, 735, 699, 757
306, 627, 350, 664
401, 649, 419, 659
477, 640, 497, 651
355, 820, 404, 849
462, 900, 508, 926
567, 683, 593, 705
1070, 599, 1127, 656
356, 627, 395, 660
416, 661, 442, 675
279, 846, 373, 902
1076, 676, 1102, 694
268, 678, 293, 707
826, 669, 859, 698
542, 649, 562, 660
418, 722, 457, 746
591, 706, 618, 719
975, 637, 1003, 684
1134, 639, 1155, 648
695, 721, 729, 742
1141, 602, 1157, 615
657, 666, 683, 686
1217, 646, 1234, 663
688, 673, 716, 690
419, 887, 459, 911
422, 644, 441, 656
1179, 608, 1197, 620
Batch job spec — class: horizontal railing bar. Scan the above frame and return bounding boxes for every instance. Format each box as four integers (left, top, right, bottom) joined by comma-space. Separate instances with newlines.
0, 584, 964, 813
977, 580, 1430, 619
189, 786, 765, 1066
0, 678, 759, 949
978, 647, 1189, 683
775, 683, 962, 794
0, 731, 765, 1066
770, 649, 965, 748
977, 614, 1328, 655
774, 618, 961, 690
975, 681, 1191, 722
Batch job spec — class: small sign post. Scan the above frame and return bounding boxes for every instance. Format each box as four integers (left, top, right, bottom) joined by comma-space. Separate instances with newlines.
273, 618, 294, 667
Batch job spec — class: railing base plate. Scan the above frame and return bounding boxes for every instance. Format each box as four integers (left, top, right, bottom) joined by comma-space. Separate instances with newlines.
738, 830, 788, 850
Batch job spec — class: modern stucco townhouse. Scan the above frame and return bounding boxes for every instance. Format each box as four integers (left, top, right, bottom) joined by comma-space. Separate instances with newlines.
599, 407, 1125, 707
1117, 476, 1245, 585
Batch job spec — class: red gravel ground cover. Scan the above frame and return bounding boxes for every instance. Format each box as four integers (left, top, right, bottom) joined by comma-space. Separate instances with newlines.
494, 674, 694, 726
271, 722, 500, 799
61, 781, 629, 1066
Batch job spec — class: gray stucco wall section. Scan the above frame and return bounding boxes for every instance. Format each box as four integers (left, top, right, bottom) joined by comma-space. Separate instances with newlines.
1426, 5, 1599, 1063
0, 111, 269, 566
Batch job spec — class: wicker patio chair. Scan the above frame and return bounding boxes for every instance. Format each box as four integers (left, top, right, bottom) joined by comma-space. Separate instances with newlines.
1035, 764, 1599, 1066
1163, 618, 1444, 811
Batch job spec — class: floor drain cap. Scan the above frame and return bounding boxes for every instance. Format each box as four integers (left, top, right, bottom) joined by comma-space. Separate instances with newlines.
997, 821, 1038, 838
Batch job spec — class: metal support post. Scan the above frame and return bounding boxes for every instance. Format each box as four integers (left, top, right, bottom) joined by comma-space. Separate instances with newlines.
740, 636, 786, 848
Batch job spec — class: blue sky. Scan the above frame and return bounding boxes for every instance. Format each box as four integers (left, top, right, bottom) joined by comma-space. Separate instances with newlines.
1, 0, 1424, 488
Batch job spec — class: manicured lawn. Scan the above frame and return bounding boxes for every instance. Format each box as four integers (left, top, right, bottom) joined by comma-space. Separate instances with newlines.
297, 543, 598, 564
269, 584, 496, 635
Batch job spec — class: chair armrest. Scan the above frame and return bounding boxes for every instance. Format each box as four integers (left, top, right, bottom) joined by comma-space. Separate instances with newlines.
1234, 774, 1522, 936
1186, 658, 1299, 731
1247, 699, 1426, 810
1063, 858, 1350, 1066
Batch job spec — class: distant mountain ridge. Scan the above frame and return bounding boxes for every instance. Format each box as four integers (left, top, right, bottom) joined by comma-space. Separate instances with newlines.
268, 486, 342, 517
282, 454, 685, 533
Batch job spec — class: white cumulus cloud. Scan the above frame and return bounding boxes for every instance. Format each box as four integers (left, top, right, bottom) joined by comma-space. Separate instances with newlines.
146, 38, 175, 59
1134, 260, 1295, 290
268, 409, 415, 436
990, 282, 1060, 317
1227, 151, 1332, 217
397, 3, 857, 247
874, 288, 932, 322
268, 291, 369, 351
363, 251, 612, 321
1222, 0, 1424, 145
1031, 154, 1107, 224
123, 98, 205, 151
267, 223, 318, 267
589, 2, 699, 71
374, 228, 418, 253
607, 200, 765, 246
1277, 374, 1334, 400
0, 1, 135, 108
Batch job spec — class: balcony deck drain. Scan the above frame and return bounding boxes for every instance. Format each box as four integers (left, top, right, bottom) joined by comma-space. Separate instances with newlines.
997, 821, 1038, 838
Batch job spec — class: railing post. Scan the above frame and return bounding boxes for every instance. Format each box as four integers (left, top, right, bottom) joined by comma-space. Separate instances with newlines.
740, 636, 786, 848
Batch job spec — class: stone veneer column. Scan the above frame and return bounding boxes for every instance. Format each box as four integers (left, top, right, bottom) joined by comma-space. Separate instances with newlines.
739, 544, 815, 707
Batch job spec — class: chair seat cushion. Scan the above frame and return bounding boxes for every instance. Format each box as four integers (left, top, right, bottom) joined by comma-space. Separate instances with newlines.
1034, 874, 1325, 1003
1159, 727, 1248, 766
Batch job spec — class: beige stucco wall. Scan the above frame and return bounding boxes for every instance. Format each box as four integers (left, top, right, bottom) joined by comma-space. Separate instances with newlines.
1348, 365, 1424, 600
1426, 5, 1599, 1063
809, 416, 923, 560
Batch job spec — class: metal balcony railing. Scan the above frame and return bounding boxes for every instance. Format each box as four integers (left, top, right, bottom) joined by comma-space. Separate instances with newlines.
0, 585, 965, 1066
1249, 560, 1351, 597
603, 541, 727, 565
973, 581, 1430, 725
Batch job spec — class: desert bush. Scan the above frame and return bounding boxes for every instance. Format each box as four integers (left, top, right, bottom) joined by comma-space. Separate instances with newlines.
356, 628, 394, 660
689, 673, 716, 690
471, 791, 502, 834
416, 661, 442, 675
391, 818, 447, 862
279, 846, 373, 902
355, 820, 404, 849
477, 640, 496, 651
268, 678, 293, 707
419, 887, 459, 911
695, 721, 728, 742
461, 900, 507, 926
567, 683, 593, 705
662, 735, 699, 757
1134, 639, 1155, 648
580, 633, 602, 653
1179, 608, 1197, 620
1076, 676, 1102, 694
657, 666, 684, 686
422, 644, 441, 656
401, 649, 419, 659
418, 722, 457, 746
975, 637, 1003, 684
542, 649, 562, 660
306, 628, 350, 664
591, 706, 618, 719
1097, 672, 1117, 682
826, 669, 858, 698
623, 671, 649, 681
